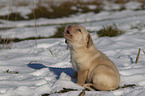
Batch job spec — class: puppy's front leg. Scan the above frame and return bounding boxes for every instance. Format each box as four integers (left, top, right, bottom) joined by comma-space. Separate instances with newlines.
72, 71, 78, 78
77, 69, 88, 86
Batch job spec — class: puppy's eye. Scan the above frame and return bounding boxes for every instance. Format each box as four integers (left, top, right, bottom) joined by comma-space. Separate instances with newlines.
78, 29, 81, 32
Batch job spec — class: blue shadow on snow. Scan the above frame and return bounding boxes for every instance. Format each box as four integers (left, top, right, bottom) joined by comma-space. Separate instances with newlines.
27, 63, 75, 80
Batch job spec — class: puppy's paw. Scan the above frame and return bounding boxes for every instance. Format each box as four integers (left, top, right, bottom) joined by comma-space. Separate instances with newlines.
83, 83, 94, 90
77, 83, 83, 86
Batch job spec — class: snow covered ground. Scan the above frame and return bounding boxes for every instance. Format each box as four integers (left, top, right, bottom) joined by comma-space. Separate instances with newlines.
0, 0, 145, 96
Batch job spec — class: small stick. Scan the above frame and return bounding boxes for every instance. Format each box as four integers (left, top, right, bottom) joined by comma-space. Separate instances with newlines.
79, 90, 85, 96
143, 51, 145, 54
135, 48, 141, 63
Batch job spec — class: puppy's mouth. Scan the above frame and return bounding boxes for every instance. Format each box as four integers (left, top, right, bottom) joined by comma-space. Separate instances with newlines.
66, 30, 72, 36
64, 25, 73, 40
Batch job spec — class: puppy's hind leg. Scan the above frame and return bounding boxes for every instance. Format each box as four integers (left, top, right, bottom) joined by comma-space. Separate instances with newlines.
83, 83, 94, 90
83, 83, 100, 91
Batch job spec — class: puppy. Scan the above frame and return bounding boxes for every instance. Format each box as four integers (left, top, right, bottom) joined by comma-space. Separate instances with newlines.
64, 25, 120, 91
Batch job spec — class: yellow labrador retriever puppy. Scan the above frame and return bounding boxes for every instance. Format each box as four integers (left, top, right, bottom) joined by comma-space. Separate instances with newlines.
64, 25, 120, 91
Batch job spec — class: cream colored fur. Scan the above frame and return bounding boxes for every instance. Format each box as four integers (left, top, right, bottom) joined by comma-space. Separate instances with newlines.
64, 25, 120, 91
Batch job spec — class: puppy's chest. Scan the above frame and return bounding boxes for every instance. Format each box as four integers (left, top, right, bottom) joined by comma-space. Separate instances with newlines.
70, 51, 90, 69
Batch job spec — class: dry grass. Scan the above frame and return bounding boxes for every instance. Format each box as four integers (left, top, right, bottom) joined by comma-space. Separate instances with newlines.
1, 0, 145, 21
137, 0, 145, 4
0, 13, 26, 21
0, 36, 50, 45
113, 0, 130, 4
27, 3, 77, 19
0, 0, 103, 21
97, 24, 124, 37
138, 0, 145, 10
27, 0, 103, 19
49, 26, 66, 38
0, 37, 14, 49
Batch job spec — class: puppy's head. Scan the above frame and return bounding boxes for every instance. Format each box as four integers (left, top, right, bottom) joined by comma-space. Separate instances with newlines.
64, 25, 93, 49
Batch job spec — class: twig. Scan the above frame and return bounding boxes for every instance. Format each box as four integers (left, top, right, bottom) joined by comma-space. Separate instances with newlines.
143, 51, 145, 54
33, 0, 38, 49
79, 90, 85, 96
135, 48, 141, 64
3, 0, 11, 48
4, 69, 19, 74
84, 16, 87, 27
116, 84, 136, 90
49, 48, 53, 56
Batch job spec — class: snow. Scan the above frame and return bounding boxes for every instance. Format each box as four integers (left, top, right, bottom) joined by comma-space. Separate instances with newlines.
88, 5, 97, 10
1, 34, 145, 96
0, 9, 145, 39
0, 0, 145, 96
125, 1, 142, 10
0, 26, 56, 39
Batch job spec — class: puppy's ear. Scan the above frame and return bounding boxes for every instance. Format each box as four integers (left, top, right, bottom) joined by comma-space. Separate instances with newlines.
86, 34, 93, 48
